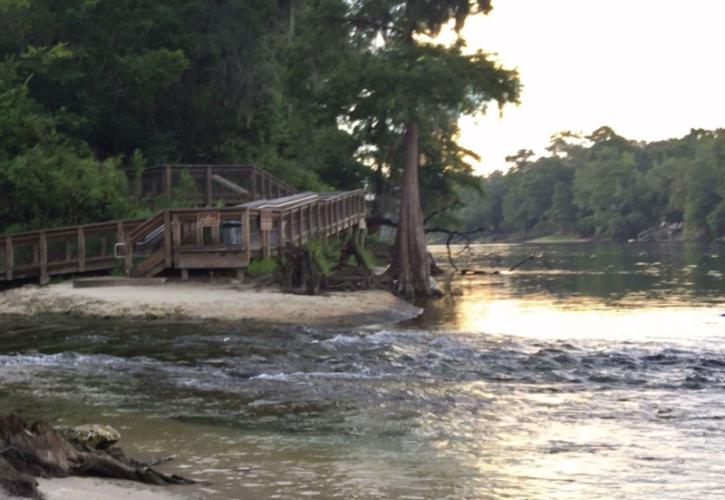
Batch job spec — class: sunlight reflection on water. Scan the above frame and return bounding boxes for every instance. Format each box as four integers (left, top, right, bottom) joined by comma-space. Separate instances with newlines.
1, 242, 724, 499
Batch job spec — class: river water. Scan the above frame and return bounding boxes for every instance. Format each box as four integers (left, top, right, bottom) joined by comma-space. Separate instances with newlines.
1, 242, 724, 499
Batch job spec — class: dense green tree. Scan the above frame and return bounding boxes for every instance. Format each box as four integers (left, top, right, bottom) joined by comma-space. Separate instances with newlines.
336, 0, 520, 295
455, 127, 725, 242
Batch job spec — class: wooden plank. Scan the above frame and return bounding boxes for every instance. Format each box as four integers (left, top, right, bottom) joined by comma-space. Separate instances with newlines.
164, 210, 172, 267
278, 211, 286, 251
315, 204, 319, 236
172, 214, 181, 251
116, 222, 125, 248
260, 210, 273, 232
242, 209, 251, 265
176, 251, 246, 269
206, 166, 213, 206
297, 208, 305, 245
212, 174, 250, 196
39, 231, 49, 285
251, 171, 258, 199
261, 230, 270, 258
77, 227, 86, 273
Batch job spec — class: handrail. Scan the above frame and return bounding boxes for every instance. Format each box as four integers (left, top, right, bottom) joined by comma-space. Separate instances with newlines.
129, 164, 298, 205
126, 211, 165, 244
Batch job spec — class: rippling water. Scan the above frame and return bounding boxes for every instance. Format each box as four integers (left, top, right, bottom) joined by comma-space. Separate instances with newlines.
1, 242, 724, 499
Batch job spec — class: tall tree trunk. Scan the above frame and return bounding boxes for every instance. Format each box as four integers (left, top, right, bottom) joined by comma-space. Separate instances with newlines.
392, 120, 431, 297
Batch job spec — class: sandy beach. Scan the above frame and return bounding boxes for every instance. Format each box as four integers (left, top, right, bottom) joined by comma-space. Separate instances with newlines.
0, 281, 421, 326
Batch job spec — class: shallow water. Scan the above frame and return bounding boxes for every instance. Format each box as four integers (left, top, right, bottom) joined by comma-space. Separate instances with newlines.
1, 242, 724, 499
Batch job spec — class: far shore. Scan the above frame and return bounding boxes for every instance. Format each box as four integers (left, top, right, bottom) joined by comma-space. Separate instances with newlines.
0, 280, 421, 326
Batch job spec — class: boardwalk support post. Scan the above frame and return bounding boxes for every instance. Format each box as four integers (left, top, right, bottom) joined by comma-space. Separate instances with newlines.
39, 231, 49, 285
5, 236, 13, 281
77, 228, 86, 273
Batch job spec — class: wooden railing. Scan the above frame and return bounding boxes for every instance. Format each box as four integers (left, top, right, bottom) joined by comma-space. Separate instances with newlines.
0, 219, 146, 285
129, 164, 297, 206
124, 190, 367, 277
0, 189, 367, 283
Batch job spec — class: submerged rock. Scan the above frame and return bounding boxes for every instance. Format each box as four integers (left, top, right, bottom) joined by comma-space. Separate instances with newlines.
59, 424, 121, 450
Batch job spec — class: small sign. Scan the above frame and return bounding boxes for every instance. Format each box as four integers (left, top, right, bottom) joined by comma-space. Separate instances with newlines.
198, 213, 220, 227
260, 211, 273, 231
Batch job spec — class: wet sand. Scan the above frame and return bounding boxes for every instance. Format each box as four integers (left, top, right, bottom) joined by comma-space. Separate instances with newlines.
0, 281, 421, 326
35, 477, 185, 500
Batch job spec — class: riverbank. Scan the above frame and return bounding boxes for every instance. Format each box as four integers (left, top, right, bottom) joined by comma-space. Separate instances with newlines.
0, 281, 421, 326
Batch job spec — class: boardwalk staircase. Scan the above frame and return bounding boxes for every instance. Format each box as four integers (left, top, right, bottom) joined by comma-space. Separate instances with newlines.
1, 165, 366, 284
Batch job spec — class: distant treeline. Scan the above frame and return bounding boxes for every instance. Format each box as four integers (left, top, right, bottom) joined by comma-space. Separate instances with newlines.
453, 127, 725, 241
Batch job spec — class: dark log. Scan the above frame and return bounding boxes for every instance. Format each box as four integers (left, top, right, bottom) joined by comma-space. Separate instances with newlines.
0, 456, 37, 498
0, 415, 194, 499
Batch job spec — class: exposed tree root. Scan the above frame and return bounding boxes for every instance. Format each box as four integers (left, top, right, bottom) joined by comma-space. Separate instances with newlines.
0, 415, 194, 499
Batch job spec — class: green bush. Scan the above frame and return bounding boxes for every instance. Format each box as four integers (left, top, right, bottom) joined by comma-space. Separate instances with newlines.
246, 256, 279, 277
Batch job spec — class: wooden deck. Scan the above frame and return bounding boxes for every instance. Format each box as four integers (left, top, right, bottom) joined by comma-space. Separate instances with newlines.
0, 166, 366, 284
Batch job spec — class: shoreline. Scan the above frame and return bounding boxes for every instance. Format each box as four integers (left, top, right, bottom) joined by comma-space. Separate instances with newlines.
0, 280, 421, 327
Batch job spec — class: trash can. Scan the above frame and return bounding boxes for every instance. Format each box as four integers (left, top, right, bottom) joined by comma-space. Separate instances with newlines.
221, 220, 242, 247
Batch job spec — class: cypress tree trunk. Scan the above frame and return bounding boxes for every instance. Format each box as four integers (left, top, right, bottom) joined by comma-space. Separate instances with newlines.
392, 120, 431, 297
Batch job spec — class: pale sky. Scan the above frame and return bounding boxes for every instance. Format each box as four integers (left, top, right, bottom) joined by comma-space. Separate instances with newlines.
454, 0, 725, 175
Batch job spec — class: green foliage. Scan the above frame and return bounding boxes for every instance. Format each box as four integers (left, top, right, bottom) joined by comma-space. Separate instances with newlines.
246, 257, 279, 277
155, 169, 201, 209
0, 0, 520, 237
304, 238, 340, 276
0, 57, 132, 233
455, 127, 725, 241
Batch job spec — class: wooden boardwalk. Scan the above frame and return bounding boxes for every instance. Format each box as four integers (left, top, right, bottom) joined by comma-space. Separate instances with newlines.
0, 165, 366, 284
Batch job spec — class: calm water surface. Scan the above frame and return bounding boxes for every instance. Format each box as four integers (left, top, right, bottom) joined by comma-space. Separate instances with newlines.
1, 242, 724, 499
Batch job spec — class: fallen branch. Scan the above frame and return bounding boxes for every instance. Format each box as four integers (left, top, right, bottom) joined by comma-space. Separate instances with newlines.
0, 416, 194, 499
509, 252, 543, 271
423, 201, 463, 225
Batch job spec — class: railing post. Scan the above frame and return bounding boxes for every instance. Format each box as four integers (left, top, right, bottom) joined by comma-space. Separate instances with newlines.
5, 236, 12, 281
116, 222, 125, 250
242, 208, 251, 265
39, 231, 49, 285
124, 232, 133, 277
262, 230, 270, 258
336, 199, 342, 230
315, 201, 322, 234
298, 209, 304, 244
164, 165, 172, 196
77, 227, 86, 273
65, 240, 73, 262
164, 210, 172, 268
251, 171, 258, 200
279, 212, 287, 252
206, 166, 213, 206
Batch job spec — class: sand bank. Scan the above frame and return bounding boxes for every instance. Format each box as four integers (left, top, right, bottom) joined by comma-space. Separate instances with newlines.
34, 477, 185, 500
0, 281, 421, 326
